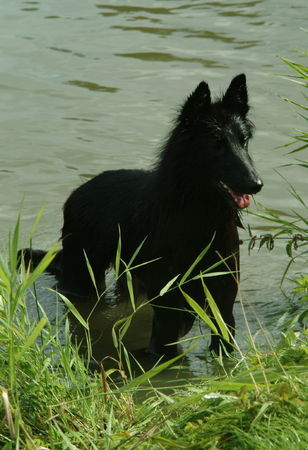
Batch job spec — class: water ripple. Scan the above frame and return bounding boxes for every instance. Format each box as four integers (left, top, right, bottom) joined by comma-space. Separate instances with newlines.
115, 52, 227, 68
66, 80, 119, 93
112, 25, 261, 47
96, 4, 174, 15
49, 47, 85, 58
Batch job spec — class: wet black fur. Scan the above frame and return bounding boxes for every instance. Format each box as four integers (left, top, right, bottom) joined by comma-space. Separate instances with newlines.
20, 74, 263, 358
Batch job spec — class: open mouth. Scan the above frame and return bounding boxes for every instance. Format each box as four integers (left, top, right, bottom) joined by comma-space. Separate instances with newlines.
219, 181, 251, 209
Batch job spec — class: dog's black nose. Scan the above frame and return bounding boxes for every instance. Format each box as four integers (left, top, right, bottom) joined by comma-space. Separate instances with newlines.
250, 178, 263, 194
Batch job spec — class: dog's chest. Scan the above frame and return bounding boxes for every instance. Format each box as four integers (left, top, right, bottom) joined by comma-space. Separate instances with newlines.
161, 205, 238, 257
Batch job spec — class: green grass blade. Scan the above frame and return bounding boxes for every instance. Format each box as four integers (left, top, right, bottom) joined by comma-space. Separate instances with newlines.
116, 344, 198, 392
280, 57, 308, 78
160, 274, 180, 296
15, 317, 48, 361
180, 234, 215, 284
202, 281, 230, 342
180, 287, 218, 334
0, 255, 10, 290
112, 315, 133, 349
29, 206, 45, 241
128, 236, 147, 267
124, 257, 161, 272
83, 250, 99, 297
9, 213, 21, 273
119, 316, 133, 342
53, 291, 89, 330
19, 242, 59, 295
115, 226, 122, 279
192, 270, 231, 281
209, 380, 256, 391
126, 269, 136, 311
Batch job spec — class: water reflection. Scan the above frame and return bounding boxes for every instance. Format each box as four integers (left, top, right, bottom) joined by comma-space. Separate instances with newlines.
49, 47, 85, 58
21, 8, 39, 12
96, 1, 264, 15
115, 52, 227, 69
96, 4, 174, 15
219, 10, 262, 18
113, 25, 261, 48
63, 117, 99, 123
66, 80, 119, 93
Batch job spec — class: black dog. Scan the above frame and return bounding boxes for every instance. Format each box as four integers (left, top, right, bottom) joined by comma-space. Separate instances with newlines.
20, 74, 263, 357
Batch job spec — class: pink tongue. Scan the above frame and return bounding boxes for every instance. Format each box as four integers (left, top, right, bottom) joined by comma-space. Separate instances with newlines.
230, 191, 251, 209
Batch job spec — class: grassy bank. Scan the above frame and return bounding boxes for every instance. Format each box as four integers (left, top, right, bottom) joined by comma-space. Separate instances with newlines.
1, 59, 307, 448
0, 242, 306, 448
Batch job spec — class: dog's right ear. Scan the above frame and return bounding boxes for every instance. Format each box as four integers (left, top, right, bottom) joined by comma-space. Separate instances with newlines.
179, 81, 211, 124
222, 74, 249, 116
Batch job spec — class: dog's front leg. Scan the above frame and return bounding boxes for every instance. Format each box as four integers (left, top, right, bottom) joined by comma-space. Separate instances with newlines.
206, 274, 237, 355
147, 292, 195, 359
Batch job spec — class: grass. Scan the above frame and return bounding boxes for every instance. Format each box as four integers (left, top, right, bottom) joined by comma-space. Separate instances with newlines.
0, 214, 307, 449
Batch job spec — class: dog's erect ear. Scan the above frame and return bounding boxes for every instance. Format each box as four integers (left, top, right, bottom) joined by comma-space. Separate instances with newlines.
179, 81, 211, 123
223, 74, 249, 116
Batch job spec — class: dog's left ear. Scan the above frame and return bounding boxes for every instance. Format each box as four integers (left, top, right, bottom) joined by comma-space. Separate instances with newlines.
223, 74, 249, 116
